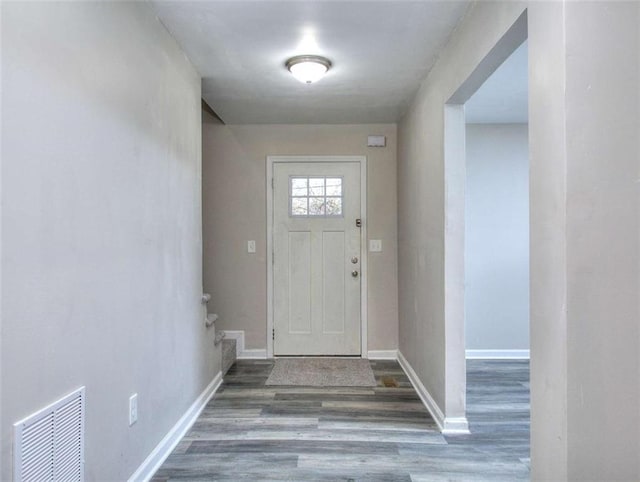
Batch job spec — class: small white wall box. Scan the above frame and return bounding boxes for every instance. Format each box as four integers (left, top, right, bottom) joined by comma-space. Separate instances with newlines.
367, 135, 386, 147
369, 239, 383, 252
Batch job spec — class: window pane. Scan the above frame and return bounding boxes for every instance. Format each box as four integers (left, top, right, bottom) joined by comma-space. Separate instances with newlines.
309, 178, 325, 196
326, 178, 342, 196
325, 197, 342, 216
291, 197, 308, 215
289, 176, 343, 218
291, 177, 308, 196
309, 197, 325, 215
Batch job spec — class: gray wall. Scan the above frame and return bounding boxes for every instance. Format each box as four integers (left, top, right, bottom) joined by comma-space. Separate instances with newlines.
0, 2, 3, 478
529, 3, 639, 479
397, 0, 528, 428
464, 124, 529, 351
1, 2, 218, 479
202, 124, 398, 352
398, 1, 639, 479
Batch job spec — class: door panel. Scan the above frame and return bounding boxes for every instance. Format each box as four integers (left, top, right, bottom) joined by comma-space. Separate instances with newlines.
288, 231, 311, 334
273, 162, 361, 355
322, 231, 345, 334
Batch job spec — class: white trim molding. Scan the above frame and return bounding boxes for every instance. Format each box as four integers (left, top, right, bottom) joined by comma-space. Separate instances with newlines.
442, 417, 471, 434
397, 351, 469, 435
222, 330, 245, 359
266, 155, 368, 358
221, 330, 268, 359
367, 350, 398, 360
128, 372, 223, 482
239, 349, 268, 360
466, 349, 530, 359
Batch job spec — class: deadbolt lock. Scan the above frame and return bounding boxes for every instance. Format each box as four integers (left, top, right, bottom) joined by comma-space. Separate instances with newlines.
355, 218, 362, 227
351, 256, 358, 264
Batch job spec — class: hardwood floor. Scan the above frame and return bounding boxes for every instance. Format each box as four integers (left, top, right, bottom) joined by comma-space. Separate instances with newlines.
152, 359, 530, 481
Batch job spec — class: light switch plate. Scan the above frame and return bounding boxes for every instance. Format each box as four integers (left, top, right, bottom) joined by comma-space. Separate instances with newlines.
129, 394, 138, 426
369, 239, 382, 252
248, 240, 256, 253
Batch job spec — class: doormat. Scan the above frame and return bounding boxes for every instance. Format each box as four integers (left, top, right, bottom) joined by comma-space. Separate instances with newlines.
265, 358, 377, 387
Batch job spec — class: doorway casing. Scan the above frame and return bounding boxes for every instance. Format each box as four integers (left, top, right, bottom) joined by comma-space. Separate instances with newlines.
266, 156, 368, 358
442, 11, 528, 433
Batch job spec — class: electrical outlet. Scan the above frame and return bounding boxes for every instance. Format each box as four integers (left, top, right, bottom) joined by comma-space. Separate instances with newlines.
248, 240, 256, 253
129, 394, 138, 426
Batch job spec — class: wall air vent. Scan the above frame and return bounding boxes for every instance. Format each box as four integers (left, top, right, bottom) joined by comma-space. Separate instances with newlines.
13, 387, 85, 482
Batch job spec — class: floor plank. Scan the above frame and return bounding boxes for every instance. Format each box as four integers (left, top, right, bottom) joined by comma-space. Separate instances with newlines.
152, 359, 530, 481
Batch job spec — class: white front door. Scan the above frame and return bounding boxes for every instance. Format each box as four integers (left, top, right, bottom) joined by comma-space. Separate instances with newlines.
273, 161, 361, 355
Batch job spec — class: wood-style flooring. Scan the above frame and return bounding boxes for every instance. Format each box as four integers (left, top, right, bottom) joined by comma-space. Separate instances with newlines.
152, 359, 530, 481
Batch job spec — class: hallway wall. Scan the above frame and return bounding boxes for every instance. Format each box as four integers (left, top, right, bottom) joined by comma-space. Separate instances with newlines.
202, 124, 398, 352
397, 0, 528, 431
1, 2, 215, 479
527, 3, 639, 479
398, 1, 639, 480
465, 123, 529, 351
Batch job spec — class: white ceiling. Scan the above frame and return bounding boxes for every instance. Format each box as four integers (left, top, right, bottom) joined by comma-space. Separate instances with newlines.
150, 1, 470, 124
465, 40, 528, 124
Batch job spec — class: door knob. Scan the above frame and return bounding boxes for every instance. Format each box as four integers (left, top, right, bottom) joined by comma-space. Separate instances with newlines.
352, 270, 359, 278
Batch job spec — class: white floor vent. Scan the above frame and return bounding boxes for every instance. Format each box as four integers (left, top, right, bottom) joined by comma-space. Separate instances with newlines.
14, 387, 85, 482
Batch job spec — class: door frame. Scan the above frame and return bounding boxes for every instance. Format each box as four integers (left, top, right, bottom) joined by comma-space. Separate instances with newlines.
266, 155, 368, 358
441, 11, 528, 432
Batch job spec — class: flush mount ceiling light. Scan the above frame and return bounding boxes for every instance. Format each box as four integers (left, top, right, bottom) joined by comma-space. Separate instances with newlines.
285, 55, 332, 84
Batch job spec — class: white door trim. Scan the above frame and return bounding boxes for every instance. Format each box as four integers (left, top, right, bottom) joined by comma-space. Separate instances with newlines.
266, 156, 368, 358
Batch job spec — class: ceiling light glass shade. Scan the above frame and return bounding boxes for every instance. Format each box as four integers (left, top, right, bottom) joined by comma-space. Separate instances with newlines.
286, 55, 331, 84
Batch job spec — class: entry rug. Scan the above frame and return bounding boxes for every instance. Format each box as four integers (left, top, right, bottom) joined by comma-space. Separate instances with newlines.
265, 358, 377, 387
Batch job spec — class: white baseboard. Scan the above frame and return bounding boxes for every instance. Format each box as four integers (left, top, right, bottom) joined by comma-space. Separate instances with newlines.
367, 350, 398, 360
441, 416, 470, 433
128, 371, 223, 482
221, 330, 244, 359
397, 351, 469, 435
466, 349, 530, 359
239, 349, 268, 359
222, 330, 268, 359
